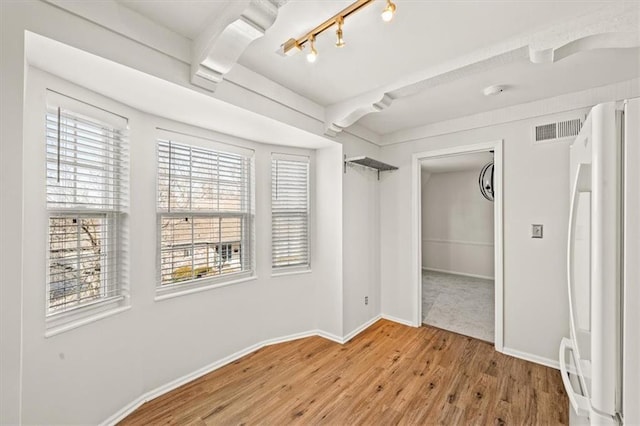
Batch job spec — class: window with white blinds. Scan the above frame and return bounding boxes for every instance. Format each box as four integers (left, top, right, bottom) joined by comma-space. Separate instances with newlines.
271, 154, 309, 269
45, 93, 128, 315
157, 138, 254, 290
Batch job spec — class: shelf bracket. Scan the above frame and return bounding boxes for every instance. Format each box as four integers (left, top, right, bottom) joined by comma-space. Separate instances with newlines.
344, 155, 398, 180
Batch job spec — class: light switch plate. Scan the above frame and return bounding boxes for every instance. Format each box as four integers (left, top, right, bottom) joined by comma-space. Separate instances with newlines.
532, 224, 543, 238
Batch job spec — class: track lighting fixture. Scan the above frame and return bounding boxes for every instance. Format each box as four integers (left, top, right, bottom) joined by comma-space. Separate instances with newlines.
306, 35, 318, 63
381, 0, 397, 22
335, 16, 345, 47
281, 0, 397, 62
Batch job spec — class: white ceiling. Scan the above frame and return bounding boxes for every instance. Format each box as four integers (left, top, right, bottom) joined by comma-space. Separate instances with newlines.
238, 0, 622, 105
113, 0, 640, 138
115, 0, 227, 40
360, 47, 640, 134
421, 151, 493, 174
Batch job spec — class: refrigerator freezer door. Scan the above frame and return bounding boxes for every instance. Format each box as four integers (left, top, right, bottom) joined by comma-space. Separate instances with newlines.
589, 102, 620, 417
563, 102, 622, 425
568, 115, 594, 401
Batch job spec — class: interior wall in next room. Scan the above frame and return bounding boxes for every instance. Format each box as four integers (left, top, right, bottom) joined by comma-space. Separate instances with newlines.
421, 169, 494, 279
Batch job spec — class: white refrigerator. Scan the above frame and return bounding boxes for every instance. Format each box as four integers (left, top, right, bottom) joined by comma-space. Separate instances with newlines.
560, 98, 640, 425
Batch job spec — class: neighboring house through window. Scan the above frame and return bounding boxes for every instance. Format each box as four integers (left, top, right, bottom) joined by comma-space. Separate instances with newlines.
157, 134, 254, 293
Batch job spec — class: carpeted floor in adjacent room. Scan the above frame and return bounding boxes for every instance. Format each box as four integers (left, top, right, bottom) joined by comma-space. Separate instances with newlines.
422, 270, 494, 342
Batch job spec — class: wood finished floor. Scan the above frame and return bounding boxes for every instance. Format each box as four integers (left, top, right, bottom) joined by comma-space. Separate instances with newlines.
121, 320, 568, 425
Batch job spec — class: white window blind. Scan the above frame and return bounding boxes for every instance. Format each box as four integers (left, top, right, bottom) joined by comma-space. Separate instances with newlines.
45, 93, 128, 315
157, 138, 254, 288
271, 154, 309, 269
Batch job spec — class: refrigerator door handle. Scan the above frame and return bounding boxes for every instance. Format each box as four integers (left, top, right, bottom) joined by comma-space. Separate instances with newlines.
560, 337, 591, 417
567, 162, 591, 359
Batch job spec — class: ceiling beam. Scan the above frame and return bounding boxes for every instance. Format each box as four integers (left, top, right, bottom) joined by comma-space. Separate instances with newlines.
191, 0, 287, 92
323, 3, 640, 137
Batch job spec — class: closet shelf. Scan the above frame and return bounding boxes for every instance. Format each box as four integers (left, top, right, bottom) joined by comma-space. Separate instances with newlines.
344, 156, 398, 180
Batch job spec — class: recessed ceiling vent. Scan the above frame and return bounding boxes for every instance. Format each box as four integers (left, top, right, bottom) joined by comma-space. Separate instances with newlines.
534, 118, 582, 143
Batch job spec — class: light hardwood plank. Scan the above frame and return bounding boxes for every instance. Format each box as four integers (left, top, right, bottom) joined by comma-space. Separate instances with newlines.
120, 320, 568, 425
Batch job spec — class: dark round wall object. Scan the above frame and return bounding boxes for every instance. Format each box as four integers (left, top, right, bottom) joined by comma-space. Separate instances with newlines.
479, 162, 494, 201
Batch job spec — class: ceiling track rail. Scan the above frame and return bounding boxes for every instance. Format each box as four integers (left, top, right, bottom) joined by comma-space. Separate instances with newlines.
287, 0, 374, 50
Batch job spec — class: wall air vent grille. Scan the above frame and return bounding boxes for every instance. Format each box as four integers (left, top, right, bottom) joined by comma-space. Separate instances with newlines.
534, 118, 582, 143
557, 118, 582, 138
536, 123, 557, 141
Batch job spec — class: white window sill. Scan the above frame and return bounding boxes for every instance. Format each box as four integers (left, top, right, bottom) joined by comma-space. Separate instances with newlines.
271, 267, 312, 278
155, 274, 257, 302
45, 302, 130, 338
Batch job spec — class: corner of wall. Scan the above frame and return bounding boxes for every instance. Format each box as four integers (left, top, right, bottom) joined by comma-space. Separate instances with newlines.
338, 132, 383, 336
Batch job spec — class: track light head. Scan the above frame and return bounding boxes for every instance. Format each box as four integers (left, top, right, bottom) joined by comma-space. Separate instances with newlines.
381, 0, 396, 22
306, 35, 318, 63
336, 29, 345, 47
335, 16, 345, 47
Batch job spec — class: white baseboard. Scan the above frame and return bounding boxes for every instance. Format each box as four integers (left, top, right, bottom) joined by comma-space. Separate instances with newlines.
102, 329, 319, 426
102, 314, 427, 425
102, 319, 394, 425
381, 313, 419, 327
422, 238, 494, 247
422, 267, 494, 281
103, 396, 146, 426
315, 329, 344, 344
102, 341, 264, 425
501, 346, 560, 370
262, 330, 321, 347
343, 315, 382, 343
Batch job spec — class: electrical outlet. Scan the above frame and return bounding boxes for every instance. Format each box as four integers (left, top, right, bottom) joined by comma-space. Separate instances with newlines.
532, 224, 543, 238
364, 296, 369, 306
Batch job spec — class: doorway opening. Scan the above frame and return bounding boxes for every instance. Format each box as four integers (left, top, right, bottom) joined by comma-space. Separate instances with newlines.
411, 141, 503, 350
421, 151, 494, 342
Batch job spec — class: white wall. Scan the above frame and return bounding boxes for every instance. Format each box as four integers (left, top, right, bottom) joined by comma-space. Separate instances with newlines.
314, 145, 344, 339
1, 3, 383, 423
0, 6, 24, 424
313, 133, 382, 339
19, 67, 337, 425
381, 109, 594, 364
421, 170, 494, 278
342, 137, 382, 336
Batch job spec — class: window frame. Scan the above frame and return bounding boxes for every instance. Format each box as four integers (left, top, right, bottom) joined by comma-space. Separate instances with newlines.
155, 132, 255, 299
271, 153, 311, 273
44, 91, 129, 331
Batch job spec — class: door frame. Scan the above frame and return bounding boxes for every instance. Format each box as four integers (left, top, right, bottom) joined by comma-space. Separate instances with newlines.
411, 140, 504, 351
